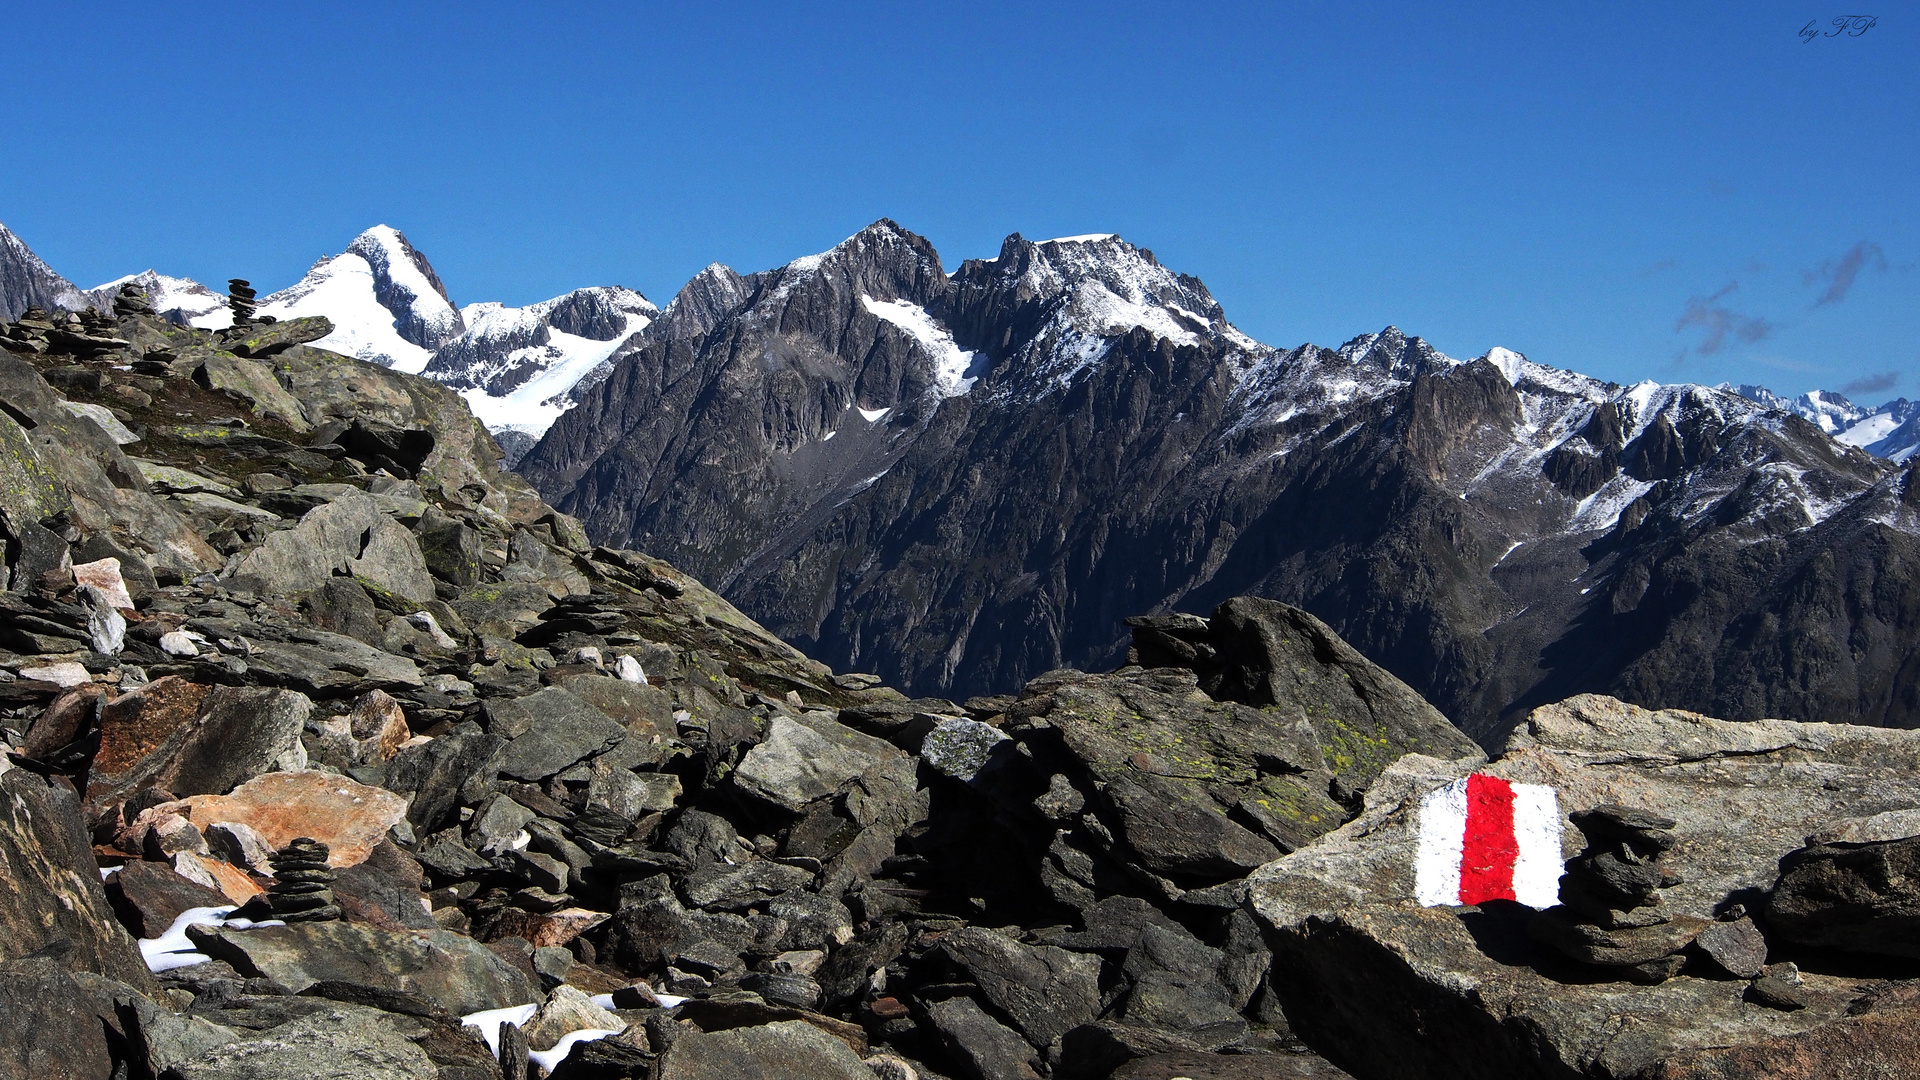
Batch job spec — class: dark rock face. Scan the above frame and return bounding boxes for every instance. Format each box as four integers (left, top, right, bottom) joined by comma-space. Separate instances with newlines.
0, 769, 158, 992
1134, 598, 1483, 791
0, 957, 124, 1080
520, 222, 1920, 744
0, 222, 93, 320
1768, 832, 1920, 957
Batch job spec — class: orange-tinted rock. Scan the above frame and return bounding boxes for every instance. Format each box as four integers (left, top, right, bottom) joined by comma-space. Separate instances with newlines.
488, 906, 611, 949
163, 770, 407, 869
89, 683, 309, 805
175, 852, 267, 905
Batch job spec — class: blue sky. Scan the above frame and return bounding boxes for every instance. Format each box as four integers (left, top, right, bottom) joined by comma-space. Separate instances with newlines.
5, 2, 1913, 399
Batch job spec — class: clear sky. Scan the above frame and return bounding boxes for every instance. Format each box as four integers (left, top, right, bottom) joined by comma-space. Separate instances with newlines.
5, 1, 1913, 399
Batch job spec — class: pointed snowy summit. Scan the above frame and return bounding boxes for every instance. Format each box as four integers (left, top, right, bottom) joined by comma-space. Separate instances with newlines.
259, 225, 464, 374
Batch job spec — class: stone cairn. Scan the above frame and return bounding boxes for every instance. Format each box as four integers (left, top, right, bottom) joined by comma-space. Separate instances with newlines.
266, 837, 341, 922
1530, 804, 1698, 983
0, 306, 56, 354
78, 306, 116, 336
227, 278, 257, 329
112, 283, 153, 318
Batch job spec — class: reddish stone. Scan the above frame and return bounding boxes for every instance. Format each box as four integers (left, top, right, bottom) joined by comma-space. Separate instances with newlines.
163, 770, 407, 869
172, 852, 266, 905
869, 996, 910, 1020
87, 677, 209, 799
71, 558, 134, 611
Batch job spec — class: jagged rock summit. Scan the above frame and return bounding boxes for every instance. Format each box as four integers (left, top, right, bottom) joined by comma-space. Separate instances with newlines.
0, 221, 93, 320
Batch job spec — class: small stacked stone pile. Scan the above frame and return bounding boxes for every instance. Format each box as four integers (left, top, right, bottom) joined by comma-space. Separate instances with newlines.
266, 837, 341, 922
1530, 804, 1703, 983
131, 346, 178, 376
113, 283, 153, 317
227, 279, 258, 328
50, 309, 132, 359
78, 307, 117, 336
0, 306, 56, 354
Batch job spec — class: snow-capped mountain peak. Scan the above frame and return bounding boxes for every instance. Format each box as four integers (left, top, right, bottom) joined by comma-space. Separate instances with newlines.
1732, 383, 1873, 435
424, 285, 656, 445
951, 231, 1266, 398
259, 225, 464, 374
87, 270, 231, 329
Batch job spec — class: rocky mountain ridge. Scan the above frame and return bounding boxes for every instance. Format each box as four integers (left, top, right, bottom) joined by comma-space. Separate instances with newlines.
0, 222, 94, 320
519, 220, 1920, 743
0, 223, 659, 456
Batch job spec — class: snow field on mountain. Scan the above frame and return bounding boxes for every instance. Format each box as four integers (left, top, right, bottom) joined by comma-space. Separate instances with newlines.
860, 295, 983, 397
457, 322, 644, 437
92, 271, 233, 328
259, 251, 435, 373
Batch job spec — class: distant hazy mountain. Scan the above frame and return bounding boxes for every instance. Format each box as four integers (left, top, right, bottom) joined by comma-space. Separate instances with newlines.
1734, 382, 1920, 463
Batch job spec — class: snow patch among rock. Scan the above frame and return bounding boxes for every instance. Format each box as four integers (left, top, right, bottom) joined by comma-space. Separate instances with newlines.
860, 295, 983, 398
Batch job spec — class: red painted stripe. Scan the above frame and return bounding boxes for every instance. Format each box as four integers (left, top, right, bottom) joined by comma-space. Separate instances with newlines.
1458, 773, 1518, 904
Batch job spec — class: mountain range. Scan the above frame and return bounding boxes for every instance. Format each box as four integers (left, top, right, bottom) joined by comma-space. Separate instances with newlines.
5, 217, 1918, 740
515, 221, 1920, 741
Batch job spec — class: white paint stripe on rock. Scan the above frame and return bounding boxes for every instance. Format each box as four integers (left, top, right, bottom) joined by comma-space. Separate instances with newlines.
1414, 778, 1468, 906
1510, 782, 1566, 908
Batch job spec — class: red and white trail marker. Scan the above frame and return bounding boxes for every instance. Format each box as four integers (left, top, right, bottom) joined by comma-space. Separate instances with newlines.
1414, 773, 1563, 909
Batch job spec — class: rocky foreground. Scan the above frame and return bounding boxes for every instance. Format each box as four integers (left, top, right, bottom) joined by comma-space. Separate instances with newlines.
1, 287, 1917, 1078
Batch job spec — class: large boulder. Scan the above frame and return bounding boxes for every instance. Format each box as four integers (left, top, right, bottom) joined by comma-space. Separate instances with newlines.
229, 492, 435, 604
1025, 668, 1350, 887
490, 686, 628, 781
87, 680, 310, 804
193, 351, 313, 431
155, 999, 440, 1080
656, 1018, 876, 1080
733, 712, 911, 814
1132, 598, 1486, 789
1766, 822, 1920, 958
1246, 694, 1920, 1079
933, 925, 1102, 1050
163, 770, 408, 869
189, 920, 535, 1015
